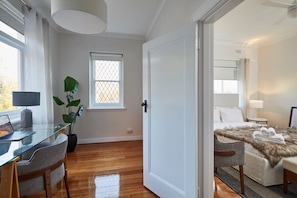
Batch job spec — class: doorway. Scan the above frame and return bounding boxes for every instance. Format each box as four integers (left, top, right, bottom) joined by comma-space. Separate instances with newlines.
194, 0, 244, 197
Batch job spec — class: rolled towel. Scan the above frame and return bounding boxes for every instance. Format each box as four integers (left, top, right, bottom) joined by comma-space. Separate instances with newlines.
252, 131, 262, 139
260, 127, 268, 132
267, 127, 276, 137
253, 130, 285, 144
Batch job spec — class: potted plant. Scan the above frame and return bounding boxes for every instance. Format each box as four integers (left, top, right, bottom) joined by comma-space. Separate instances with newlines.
53, 76, 84, 152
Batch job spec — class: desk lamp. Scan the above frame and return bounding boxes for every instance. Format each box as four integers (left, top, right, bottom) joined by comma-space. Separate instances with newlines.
12, 91, 40, 128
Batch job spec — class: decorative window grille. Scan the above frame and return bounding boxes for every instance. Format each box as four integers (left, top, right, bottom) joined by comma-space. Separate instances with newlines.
89, 52, 124, 109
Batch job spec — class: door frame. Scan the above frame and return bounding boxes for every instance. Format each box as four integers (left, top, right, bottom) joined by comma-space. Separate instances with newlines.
193, 0, 244, 197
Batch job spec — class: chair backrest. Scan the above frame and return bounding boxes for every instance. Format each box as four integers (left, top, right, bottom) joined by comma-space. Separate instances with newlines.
18, 133, 68, 174
17, 134, 68, 196
289, 107, 297, 128
214, 135, 245, 167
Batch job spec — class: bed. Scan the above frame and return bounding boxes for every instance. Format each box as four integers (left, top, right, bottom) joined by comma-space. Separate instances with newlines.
213, 103, 297, 186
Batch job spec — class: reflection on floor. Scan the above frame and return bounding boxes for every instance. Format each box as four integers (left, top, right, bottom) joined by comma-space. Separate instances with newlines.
95, 174, 120, 197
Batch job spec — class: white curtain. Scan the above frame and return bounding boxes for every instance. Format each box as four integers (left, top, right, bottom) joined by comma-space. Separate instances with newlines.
237, 58, 249, 120
23, 8, 53, 124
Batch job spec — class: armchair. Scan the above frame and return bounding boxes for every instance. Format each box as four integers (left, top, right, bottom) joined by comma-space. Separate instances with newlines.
214, 134, 245, 194
17, 133, 70, 197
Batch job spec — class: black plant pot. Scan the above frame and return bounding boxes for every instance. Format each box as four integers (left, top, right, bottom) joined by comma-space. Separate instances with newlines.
67, 134, 77, 152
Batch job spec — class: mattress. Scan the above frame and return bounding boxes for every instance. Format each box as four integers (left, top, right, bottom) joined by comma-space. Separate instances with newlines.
214, 122, 283, 186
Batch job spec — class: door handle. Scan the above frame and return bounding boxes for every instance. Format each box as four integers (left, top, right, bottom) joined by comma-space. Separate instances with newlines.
141, 100, 147, 113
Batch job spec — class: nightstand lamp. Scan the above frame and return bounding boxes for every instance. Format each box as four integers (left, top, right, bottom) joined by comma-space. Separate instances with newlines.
13, 91, 40, 128
249, 99, 264, 118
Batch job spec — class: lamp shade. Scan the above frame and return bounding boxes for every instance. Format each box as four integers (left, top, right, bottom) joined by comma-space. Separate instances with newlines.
51, 0, 107, 34
12, 92, 40, 106
249, 100, 263, 109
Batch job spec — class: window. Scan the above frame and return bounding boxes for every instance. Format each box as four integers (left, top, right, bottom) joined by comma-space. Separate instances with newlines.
0, 21, 25, 114
214, 80, 238, 93
213, 59, 238, 94
89, 52, 124, 109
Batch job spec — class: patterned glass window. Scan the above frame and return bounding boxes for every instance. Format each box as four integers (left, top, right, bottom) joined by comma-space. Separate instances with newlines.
89, 53, 124, 109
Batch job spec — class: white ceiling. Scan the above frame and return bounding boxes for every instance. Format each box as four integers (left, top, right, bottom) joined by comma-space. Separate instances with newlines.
26, 0, 297, 46
27, 0, 165, 40
214, 0, 297, 47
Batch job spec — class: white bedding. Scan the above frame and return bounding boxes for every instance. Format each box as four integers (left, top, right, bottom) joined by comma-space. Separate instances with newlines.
213, 122, 258, 130
214, 121, 283, 186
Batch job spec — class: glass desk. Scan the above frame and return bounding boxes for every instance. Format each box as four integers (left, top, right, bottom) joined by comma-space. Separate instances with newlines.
0, 123, 69, 198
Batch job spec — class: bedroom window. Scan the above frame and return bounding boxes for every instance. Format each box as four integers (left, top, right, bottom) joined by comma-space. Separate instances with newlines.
214, 59, 238, 94
89, 52, 124, 109
214, 80, 238, 93
0, 21, 25, 114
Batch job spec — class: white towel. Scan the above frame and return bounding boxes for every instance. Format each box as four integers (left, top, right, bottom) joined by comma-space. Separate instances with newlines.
252, 128, 285, 144
259, 127, 276, 137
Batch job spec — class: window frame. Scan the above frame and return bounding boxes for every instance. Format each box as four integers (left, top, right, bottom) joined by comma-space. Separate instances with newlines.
0, 23, 25, 118
89, 52, 125, 110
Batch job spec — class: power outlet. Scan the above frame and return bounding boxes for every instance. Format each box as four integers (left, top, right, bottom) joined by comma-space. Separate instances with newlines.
126, 128, 133, 134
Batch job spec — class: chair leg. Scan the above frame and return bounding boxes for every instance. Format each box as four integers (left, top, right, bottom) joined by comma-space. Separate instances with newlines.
44, 170, 52, 198
64, 169, 71, 198
239, 165, 245, 195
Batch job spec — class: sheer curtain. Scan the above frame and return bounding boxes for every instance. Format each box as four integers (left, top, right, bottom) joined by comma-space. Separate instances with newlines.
23, 8, 53, 124
237, 58, 249, 120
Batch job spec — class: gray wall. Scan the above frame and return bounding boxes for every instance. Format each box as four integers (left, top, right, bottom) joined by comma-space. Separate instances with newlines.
52, 34, 144, 143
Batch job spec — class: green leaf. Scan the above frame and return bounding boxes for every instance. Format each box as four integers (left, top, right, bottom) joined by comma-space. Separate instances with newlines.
66, 94, 74, 103
62, 112, 76, 123
64, 76, 79, 93
53, 96, 65, 105
66, 99, 81, 107
62, 114, 72, 123
77, 105, 84, 117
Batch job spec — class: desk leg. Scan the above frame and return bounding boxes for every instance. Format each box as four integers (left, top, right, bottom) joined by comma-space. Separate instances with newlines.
0, 159, 20, 198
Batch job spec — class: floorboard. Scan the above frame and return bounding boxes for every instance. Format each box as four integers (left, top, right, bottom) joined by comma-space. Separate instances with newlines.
24, 140, 239, 198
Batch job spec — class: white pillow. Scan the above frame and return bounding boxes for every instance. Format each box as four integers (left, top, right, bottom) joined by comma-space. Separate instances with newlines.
213, 109, 221, 123
220, 108, 244, 122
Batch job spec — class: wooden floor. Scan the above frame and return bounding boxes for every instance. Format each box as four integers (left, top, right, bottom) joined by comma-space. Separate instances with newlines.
25, 140, 239, 198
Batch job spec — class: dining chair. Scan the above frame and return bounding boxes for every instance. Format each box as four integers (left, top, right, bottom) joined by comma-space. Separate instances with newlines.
214, 134, 245, 195
17, 133, 70, 198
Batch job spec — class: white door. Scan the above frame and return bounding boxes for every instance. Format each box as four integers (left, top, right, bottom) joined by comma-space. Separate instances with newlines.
142, 24, 197, 198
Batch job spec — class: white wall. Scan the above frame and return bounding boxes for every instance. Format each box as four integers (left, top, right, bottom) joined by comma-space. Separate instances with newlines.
258, 35, 297, 127
53, 34, 144, 143
147, 0, 206, 40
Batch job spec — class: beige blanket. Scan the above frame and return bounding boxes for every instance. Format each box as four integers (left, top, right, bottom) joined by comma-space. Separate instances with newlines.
215, 126, 297, 167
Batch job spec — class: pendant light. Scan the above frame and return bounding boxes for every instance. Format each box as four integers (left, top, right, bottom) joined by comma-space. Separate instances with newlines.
51, 0, 107, 35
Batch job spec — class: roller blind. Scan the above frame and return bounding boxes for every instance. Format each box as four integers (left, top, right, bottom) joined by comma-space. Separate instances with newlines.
214, 60, 237, 80
0, 0, 24, 34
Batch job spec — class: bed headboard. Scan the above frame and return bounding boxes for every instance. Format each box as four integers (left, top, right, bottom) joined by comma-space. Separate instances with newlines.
214, 93, 239, 108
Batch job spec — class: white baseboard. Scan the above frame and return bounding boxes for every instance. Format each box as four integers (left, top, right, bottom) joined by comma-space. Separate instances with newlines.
77, 135, 143, 144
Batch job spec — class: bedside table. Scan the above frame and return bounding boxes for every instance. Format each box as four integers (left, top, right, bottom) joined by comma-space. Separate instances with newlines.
247, 117, 268, 124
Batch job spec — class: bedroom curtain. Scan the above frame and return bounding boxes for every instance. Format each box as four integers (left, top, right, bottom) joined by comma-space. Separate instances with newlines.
237, 58, 249, 120
23, 7, 53, 124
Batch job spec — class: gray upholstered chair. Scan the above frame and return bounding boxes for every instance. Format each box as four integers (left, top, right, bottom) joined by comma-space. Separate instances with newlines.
214, 134, 245, 194
17, 133, 70, 198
